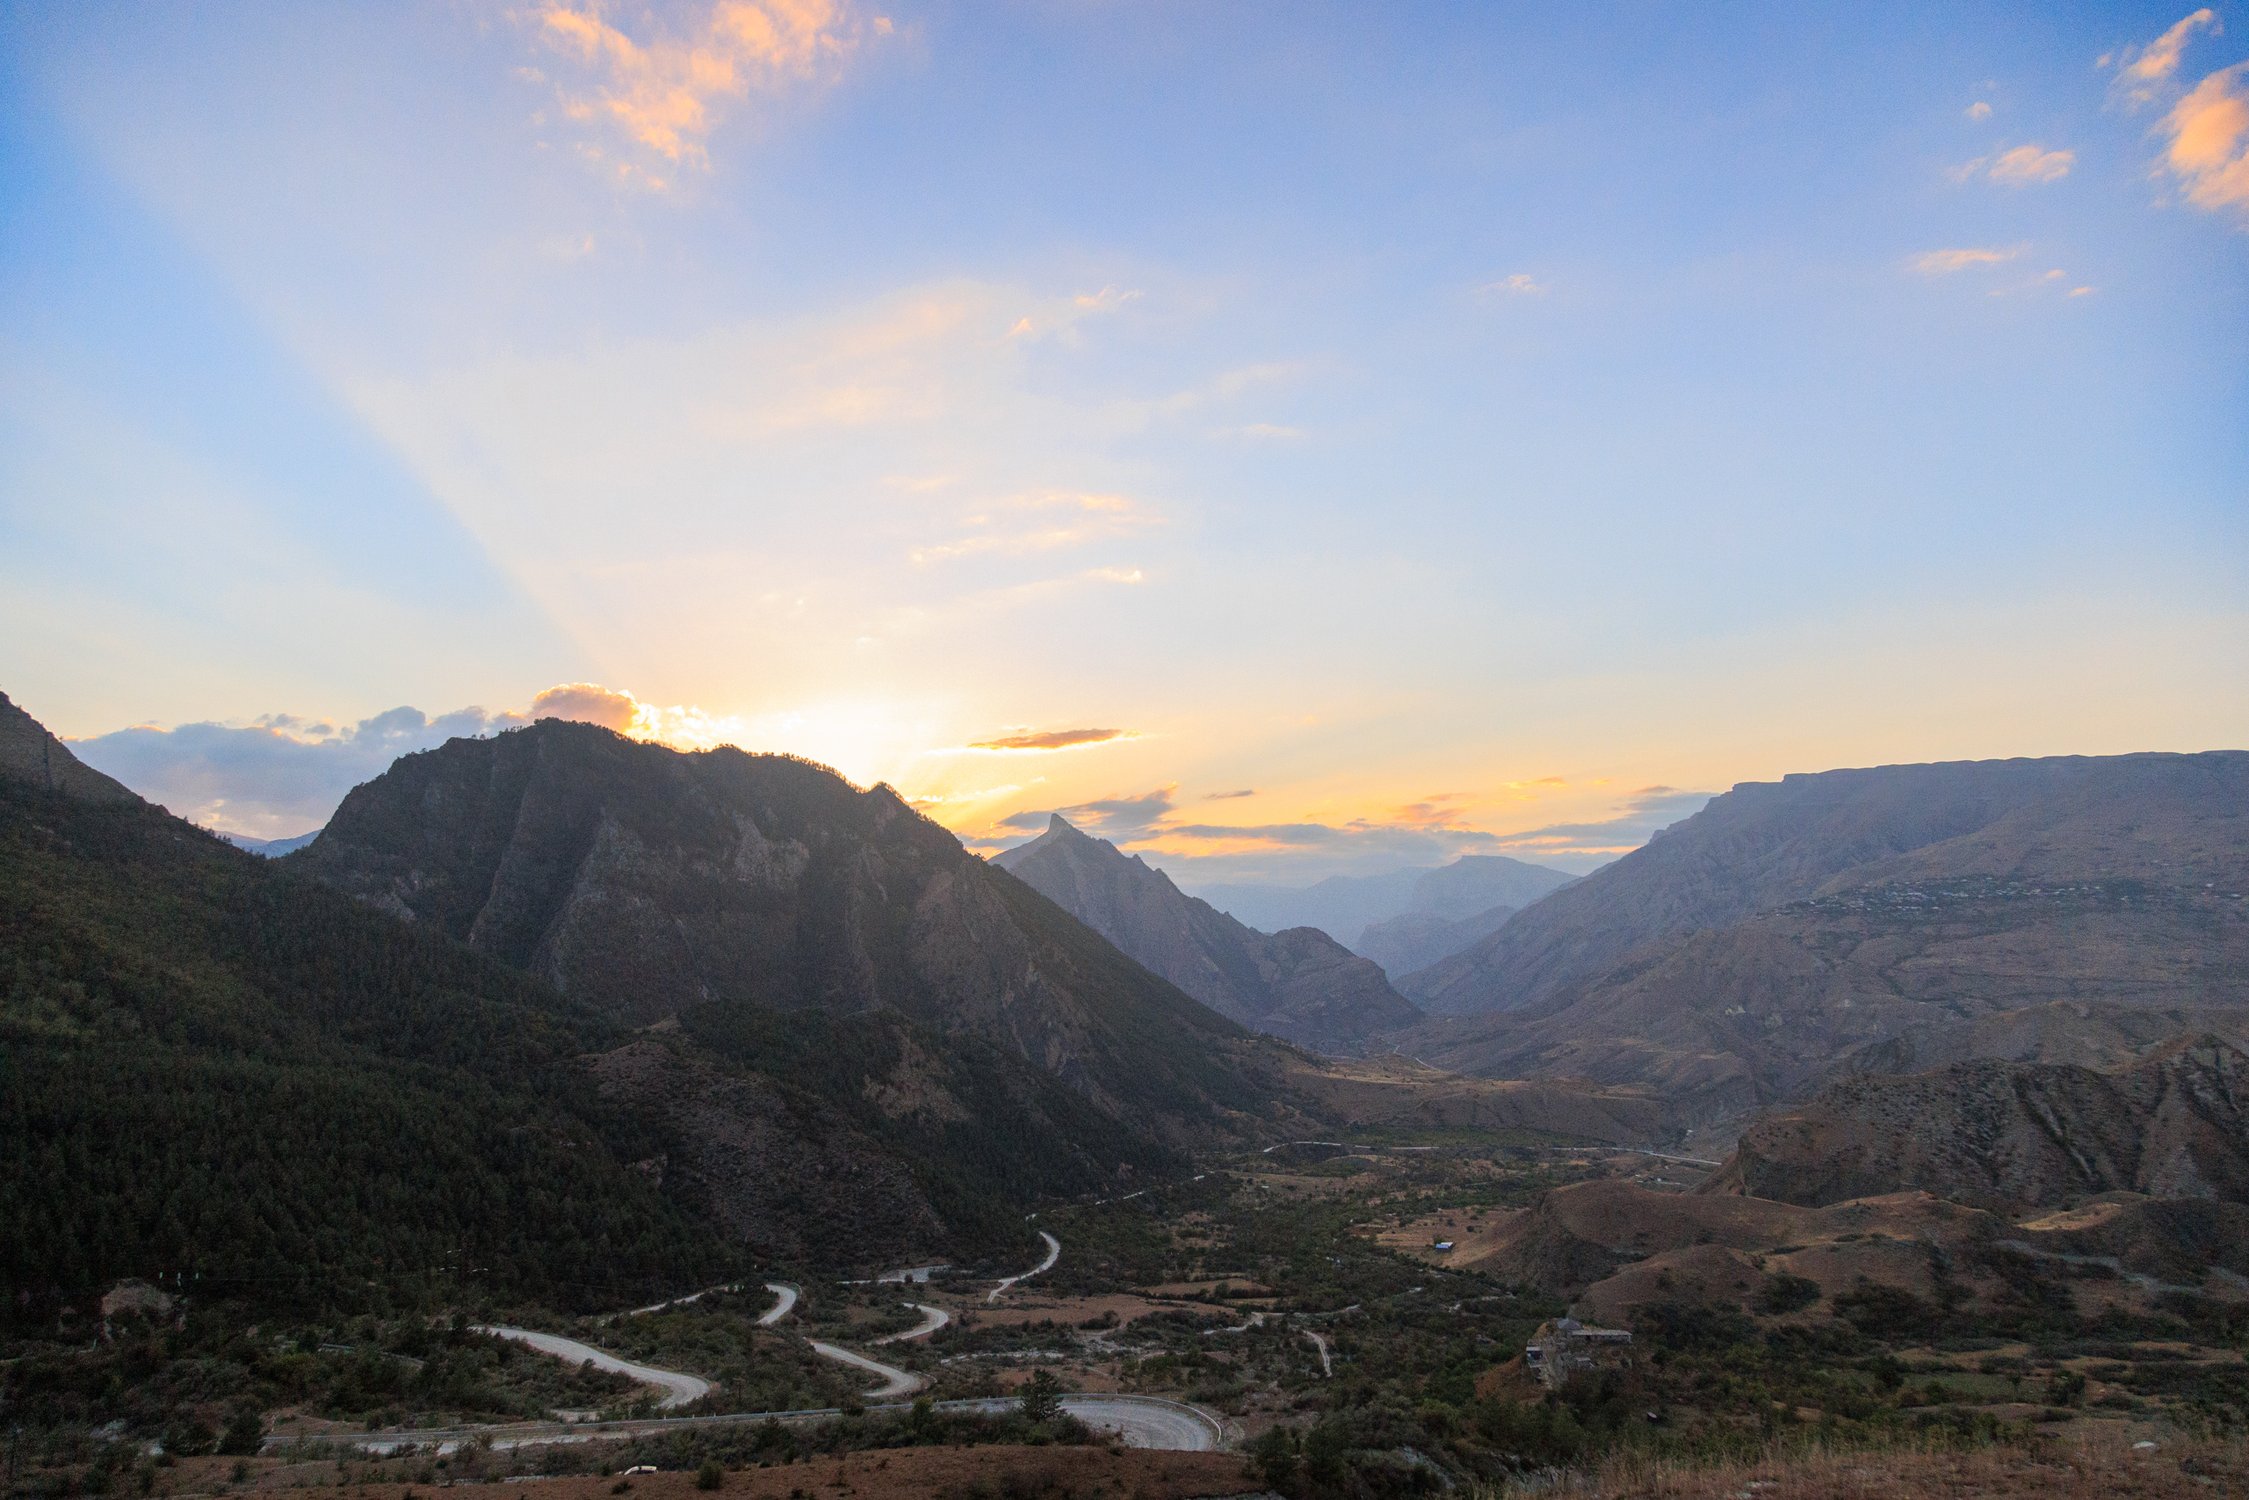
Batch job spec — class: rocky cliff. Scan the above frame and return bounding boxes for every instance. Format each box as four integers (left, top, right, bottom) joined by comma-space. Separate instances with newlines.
1707, 1036, 2249, 1213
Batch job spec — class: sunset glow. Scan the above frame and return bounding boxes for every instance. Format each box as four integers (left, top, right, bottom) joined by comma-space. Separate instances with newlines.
4, 3, 2243, 883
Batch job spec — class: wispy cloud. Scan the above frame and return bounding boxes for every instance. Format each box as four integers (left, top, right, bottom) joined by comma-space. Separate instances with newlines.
2107, 8, 2221, 106
2102, 11, 2247, 221
531, 0, 878, 181
1966, 100, 1994, 120
1485, 787, 1713, 860
910, 491, 1160, 564
966, 726, 1133, 753
1478, 273, 1547, 298
1005, 285, 1143, 344
1908, 244, 2024, 275
998, 786, 1178, 840
1204, 788, 1256, 800
1954, 144, 2075, 185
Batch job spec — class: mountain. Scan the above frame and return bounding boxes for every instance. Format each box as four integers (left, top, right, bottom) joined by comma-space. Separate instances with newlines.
1353, 903, 1519, 981
0, 690, 138, 804
223, 830, 321, 857
990, 815, 1420, 1052
1351, 856, 1579, 978
1190, 854, 1576, 957
288, 720, 1312, 1227
1191, 867, 1430, 943
1705, 1036, 2249, 1213
0, 697, 738, 1309
1405, 752, 2249, 1129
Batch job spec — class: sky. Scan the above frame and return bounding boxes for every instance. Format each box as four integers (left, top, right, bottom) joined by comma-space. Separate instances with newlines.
2, 2, 2244, 883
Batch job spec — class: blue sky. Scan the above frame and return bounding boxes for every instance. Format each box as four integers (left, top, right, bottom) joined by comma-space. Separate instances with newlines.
2, 2, 2243, 878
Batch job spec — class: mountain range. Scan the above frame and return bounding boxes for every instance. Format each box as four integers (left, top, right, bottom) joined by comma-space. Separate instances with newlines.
284, 719, 1330, 1245
991, 814, 1420, 1052
1403, 752, 2249, 1130
1191, 854, 1577, 974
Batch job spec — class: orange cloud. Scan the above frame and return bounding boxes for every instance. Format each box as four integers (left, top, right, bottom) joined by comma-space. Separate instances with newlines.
2159, 62, 2249, 216
530, 681, 745, 749
1981, 144, 2075, 184
966, 727, 1132, 752
1909, 245, 2023, 275
2111, 9, 2220, 104
534, 0, 872, 172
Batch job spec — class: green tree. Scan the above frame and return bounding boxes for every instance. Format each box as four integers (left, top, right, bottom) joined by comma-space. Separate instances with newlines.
1018, 1368, 1064, 1424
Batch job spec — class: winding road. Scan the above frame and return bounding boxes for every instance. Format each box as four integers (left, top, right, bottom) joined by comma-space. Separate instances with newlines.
806, 1339, 925, 1398
265, 1393, 1224, 1457
757, 1283, 798, 1326
871, 1302, 951, 1345
472, 1327, 711, 1409
987, 1231, 1062, 1302
455, 1236, 1084, 1432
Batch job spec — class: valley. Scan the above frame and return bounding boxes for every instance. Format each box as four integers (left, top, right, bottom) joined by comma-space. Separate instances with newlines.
6, 696, 2247, 1500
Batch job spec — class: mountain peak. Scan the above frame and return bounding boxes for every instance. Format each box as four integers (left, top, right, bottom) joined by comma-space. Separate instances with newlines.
995, 809, 1422, 1053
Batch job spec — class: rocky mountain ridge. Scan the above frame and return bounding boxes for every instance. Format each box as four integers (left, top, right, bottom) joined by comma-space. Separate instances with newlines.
1705, 1035, 2249, 1213
1402, 752, 2249, 1133
991, 814, 1421, 1052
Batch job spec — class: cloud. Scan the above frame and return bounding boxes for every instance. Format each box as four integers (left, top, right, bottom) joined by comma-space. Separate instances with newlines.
2158, 61, 2249, 217
1479, 273, 1547, 298
1908, 245, 2024, 275
1966, 100, 1994, 120
1005, 285, 1143, 344
530, 680, 638, 731
68, 682, 740, 837
966, 727, 1133, 753
910, 491, 1160, 564
70, 704, 526, 839
531, 0, 874, 178
1222, 423, 1305, 441
1959, 144, 2074, 184
2110, 9, 2220, 106
1485, 788, 1713, 861
1204, 789, 1256, 800
997, 786, 1178, 841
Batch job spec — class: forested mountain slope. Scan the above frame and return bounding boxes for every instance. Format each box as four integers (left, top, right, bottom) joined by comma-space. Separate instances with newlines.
0, 762, 735, 1309
992, 814, 1420, 1053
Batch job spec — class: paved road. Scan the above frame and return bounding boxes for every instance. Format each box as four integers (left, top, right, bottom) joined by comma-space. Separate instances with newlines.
870, 1303, 951, 1345
264, 1393, 1223, 1458
757, 1283, 798, 1326
987, 1231, 1061, 1302
473, 1327, 710, 1409
620, 1284, 740, 1318
807, 1339, 923, 1398
950, 1396, 1222, 1451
